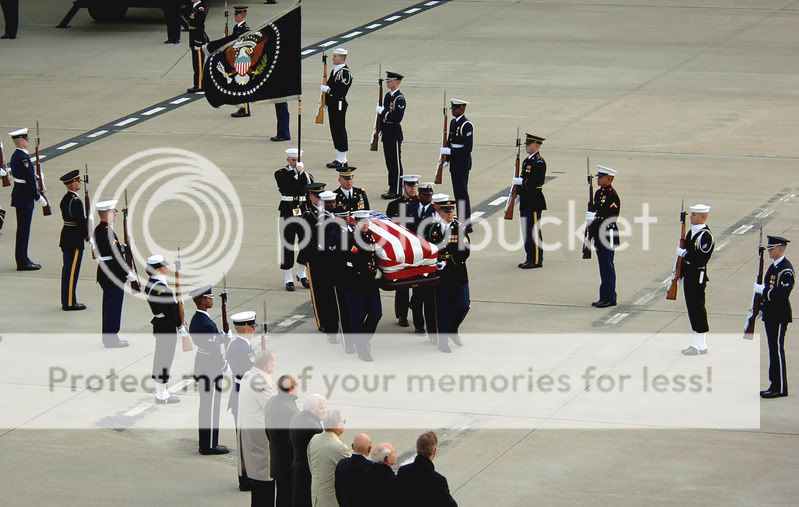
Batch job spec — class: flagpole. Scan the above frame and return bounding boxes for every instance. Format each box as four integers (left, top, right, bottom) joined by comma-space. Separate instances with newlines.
297, 98, 302, 163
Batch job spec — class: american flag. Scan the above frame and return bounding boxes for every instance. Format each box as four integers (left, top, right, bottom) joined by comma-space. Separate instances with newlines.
366, 212, 439, 281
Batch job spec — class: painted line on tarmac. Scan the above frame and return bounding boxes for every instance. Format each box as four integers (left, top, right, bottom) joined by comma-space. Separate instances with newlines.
32, 0, 451, 163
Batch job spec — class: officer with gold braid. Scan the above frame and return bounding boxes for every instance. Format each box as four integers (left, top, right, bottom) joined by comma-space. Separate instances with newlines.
59, 170, 89, 311
186, 0, 208, 94
513, 133, 547, 269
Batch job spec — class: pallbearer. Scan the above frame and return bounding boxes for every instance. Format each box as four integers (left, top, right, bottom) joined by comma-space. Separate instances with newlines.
187, 0, 208, 93
385, 175, 420, 328
676, 204, 714, 355
275, 148, 313, 291
322, 48, 353, 169
377, 71, 407, 199
585, 166, 620, 308
8, 128, 44, 271
227, 310, 257, 491
410, 182, 437, 335
230, 6, 252, 118
755, 236, 793, 398
334, 166, 369, 212
438, 99, 474, 232
58, 170, 89, 310
514, 134, 547, 269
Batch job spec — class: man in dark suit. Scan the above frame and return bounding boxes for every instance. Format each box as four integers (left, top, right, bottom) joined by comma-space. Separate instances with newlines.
289, 394, 326, 507
397, 432, 457, 507
513, 133, 547, 269
8, 128, 45, 271
365, 442, 398, 506
58, 170, 89, 311
163, 0, 183, 43
189, 284, 230, 455
1, 0, 19, 39
266, 375, 300, 507
334, 433, 373, 507
756, 236, 794, 399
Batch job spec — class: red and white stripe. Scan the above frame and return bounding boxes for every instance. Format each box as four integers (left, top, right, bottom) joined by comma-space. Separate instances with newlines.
367, 216, 438, 280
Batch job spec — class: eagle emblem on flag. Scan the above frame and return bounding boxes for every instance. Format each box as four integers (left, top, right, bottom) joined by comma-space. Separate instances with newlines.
220, 33, 268, 85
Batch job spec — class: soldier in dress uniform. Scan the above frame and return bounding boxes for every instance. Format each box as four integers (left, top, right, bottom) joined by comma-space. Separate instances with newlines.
585, 166, 621, 308
230, 6, 252, 118
334, 166, 369, 212
275, 148, 313, 291
144, 254, 187, 404
675, 204, 714, 355
439, 99, 474, 233
385, 175, 420, 328
189, 284, 230, 455
186, 0, 208, 93
93, 200, 135, 348
8, 128, 45, 271
424, 196, 470, 353
410, 183, 437, 335
0, 144, 6, 232
377, 71, 407, 199
58, 170, 89, 311
227, 310, 257, 491
756, 236, 794, 398
513, 133, 547, 269
322, 48, 353, 169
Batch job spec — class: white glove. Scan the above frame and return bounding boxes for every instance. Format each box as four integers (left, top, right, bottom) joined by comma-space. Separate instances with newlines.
0, 167, 6, 177
512, 177, 523, 186
439, 147, 451, 156
676, 247, 687, 258
754, 283, 765, 294
374, 270, 382, 280
436, 260, 447, 271
584, 211, 596, 222
295, 161, 304, 173
125, 272, 137, 282
226, 330, 233, 339
320, 84, 330, 93
36, 195, 47, 206
376, 105, 384, 114
178, 325, 189, 337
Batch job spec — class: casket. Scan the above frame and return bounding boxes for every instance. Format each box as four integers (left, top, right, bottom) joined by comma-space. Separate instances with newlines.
366, 212, 440, 290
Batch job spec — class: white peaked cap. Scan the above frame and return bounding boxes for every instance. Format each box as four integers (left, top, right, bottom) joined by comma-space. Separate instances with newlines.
432, 193, 450, 203
9, 128, 28, 137
231, 311, 257, 324
95, 200, 118, 211
596, 165, 617, 176
147, 254, 168, 266
320, 191, 337, 201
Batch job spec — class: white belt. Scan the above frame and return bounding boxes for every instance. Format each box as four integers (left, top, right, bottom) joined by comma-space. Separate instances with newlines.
153, 313, 165, 318
281, 196, 306, 202
451, 144, 464, 148
13, 178, 26, 184
234, 378, 242, 384
97, 256, 112, 261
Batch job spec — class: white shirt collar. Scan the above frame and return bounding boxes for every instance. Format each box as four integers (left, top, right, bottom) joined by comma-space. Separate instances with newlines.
339, 187, 351, 197
333, 63, 345, 73
690, 224, 706, 235
192, 1, 201, 6
68, 190, 79, 196
453, 114, 463, 122
441, 218, 452, 229
390, 88, 400, 96
196, 309, 210, 316
237, 20, 245, 27
18, 148, 29, 154
773, 255, 785, 266
151, 273, 168, 285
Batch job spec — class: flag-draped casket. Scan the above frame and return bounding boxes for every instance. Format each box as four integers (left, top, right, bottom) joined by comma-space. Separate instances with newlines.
366, 212, 439, 287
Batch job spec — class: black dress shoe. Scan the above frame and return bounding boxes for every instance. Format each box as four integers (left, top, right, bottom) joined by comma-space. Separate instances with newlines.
381, 192, 399, 200
344, 342, 356, 354
358, 351, 374, 362
298, 275, 310, 288
285, 281, 295, 292
264, 0, 278, 4
199, 445, 230, 455
17, 263, 41, 271
451, 335, 463, 347
761, 391, 788, 399
326, 160, 346, 169
398, 318, 409, 327
155, 395, 181, 404
595, 300, 617, 308
519, 262, 534, 269
104, 340, 129, 349
270, 135, 290, 142
239, 479, 252, 491
1, 35, 16, 40
231, 108, 251, 118
415, 328, 426, 334
591, 300, 602, 307
186, 87, 202, 93
164, 39, 180, 44
760, 389, 772, 396
63, 303, 87, 311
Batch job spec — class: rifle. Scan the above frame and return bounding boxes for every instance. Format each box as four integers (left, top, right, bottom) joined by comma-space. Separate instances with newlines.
581, 158, 593, 259
83, 164, 96, 260
369, 64, 383, 152
743, 227, 766, 339
220, 273, 230, 335
122, 190, 141, 292
175, 247, 194, 352
0, 141, 9, 187
224, 0, 229, 36
434, 91, 448, 185
314, 51, 327, 124
261, 300, 268, 351
503, 128, 522, 220
34, 122, 52, 216
665, 200, 687, 301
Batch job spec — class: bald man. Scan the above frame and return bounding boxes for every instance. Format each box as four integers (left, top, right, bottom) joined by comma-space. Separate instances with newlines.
334, 433, 373, 507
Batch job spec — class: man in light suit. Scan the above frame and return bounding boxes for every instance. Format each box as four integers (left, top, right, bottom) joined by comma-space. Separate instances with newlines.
307, 410, 351, 507
289, 394, 327, 507
239, 350, 278, 506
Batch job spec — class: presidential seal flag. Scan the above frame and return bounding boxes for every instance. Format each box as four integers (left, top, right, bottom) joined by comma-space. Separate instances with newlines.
202, 2, 301, 107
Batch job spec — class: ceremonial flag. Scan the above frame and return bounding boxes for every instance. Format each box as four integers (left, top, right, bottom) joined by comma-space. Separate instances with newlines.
366, 212, 439, 281
202, 2, 301, 107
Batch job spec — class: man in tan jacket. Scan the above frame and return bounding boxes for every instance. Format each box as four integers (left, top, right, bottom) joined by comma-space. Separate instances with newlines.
239, 350, 278, 506
307, 410, 351, 507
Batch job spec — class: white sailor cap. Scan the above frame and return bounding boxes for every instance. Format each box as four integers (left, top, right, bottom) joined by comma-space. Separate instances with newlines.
231, 311, 257, 325
689, 204, 711, 213
352, 210, 371, 219
450, 98, 469, 106
147, 254, 169, 266
285, 148, 304, 157
320, 190, 337, 201
596, 165, 617, 177
95, 199, 118, 212
432, 193, 450, 204
9, 128, 28, 138
333, 47, 348, 55
401, 174, 420, 184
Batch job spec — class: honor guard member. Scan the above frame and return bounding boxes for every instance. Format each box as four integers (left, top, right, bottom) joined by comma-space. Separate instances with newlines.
755, 236, 794, 398
322, 48, 353, 169
0, 139, 7, 232
59, 170, 89, 311
513, 134, 547, 269
585, 166, 620, 308
410, 183, 437, 334
8, 128, 45, 271
276, 148, 313, 291
145, 255, 187, 404
230, 6, 252, 118
189, 284, 231, 455
377, 71, 407, 199
94, 200, 135, 348
227, 310, 257, 491
425, 197, 470, 353
675, 204, 714, 355
439, 99, 474, 233
386, 175, 420, 328
334, 166, 369, 212
337, 210, 382, 361
187, 0, 208, 93
1, 0, 19, 39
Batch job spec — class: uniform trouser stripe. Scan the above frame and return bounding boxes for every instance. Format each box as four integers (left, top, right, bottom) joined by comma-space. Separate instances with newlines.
533, 213, 540, 265
68, 248, 79, 306
196, 49, 203, 88
395, 140, 402, 194
306, 262, 322, 329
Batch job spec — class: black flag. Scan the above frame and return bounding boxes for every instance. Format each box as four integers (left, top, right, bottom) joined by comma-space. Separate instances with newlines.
202, 3, 301, 107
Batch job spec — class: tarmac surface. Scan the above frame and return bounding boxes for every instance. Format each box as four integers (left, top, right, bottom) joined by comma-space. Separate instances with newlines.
1, 0, 798, 505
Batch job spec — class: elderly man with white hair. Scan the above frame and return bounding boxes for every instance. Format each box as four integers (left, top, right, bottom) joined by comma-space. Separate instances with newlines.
365, 442, 398, 506
289, 394, 327, 507
307, 410, 352, 507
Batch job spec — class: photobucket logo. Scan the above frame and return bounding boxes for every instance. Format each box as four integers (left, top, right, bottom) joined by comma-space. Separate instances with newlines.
93, 148, 243, 296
